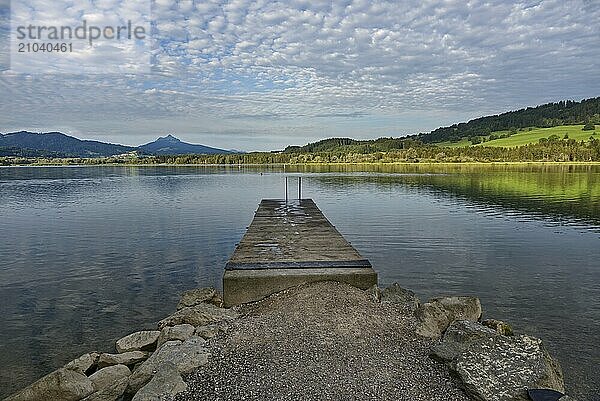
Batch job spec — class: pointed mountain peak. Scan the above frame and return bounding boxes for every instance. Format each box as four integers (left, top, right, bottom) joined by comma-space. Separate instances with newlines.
138, 135, 233, 155
159, 134, 180, 142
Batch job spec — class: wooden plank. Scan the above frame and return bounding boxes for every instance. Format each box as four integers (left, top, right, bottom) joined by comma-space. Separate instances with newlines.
226, 199, 371, 270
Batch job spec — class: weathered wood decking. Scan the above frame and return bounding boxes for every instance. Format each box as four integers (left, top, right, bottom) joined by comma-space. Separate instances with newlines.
223, 199, 377, 306
226, 199, 372, 270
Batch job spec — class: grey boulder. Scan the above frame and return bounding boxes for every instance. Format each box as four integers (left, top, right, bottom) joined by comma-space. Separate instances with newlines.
415, 296, 482, 338
132, 362, 187, 401
5, 368, 94, 401
158, 303, 238, 330
433, 320, 564, 401
98, 351, 148, 368
64, 352, 100, 375
432, 319, 498, 362
127, 336, 210, 394
157, 324, 196, 347
89, 364, 131, 392
116, 330, 161, 353
81, 377, 128, 401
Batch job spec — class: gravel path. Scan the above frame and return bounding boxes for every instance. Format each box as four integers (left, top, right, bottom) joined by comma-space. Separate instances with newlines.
176, 281, 471, 401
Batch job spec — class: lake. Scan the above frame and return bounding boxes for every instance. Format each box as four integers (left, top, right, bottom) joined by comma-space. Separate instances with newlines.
0, 164, 599, 399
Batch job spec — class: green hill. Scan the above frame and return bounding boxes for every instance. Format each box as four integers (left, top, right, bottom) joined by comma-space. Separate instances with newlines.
283, 98, 600, 153
417, 97, 600, 144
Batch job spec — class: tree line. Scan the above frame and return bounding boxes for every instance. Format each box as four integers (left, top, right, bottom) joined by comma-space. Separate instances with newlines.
18, 136, 594, 165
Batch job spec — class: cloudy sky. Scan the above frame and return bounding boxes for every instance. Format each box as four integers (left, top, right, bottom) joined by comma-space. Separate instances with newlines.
0, 0, 599, 151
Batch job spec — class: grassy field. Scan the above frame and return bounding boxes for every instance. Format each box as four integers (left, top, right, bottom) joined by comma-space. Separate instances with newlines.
438, 125, 598, 148
481, 125, 597, 147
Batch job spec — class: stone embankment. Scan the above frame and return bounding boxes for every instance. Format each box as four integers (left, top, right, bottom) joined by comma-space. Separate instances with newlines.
4, 283, 571, 401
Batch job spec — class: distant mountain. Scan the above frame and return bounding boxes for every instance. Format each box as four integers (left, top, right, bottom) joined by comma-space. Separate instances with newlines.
0, 131, 136, 157
0, 132, 234, 157
417, 97, 600, 143
138, 134, 232, 155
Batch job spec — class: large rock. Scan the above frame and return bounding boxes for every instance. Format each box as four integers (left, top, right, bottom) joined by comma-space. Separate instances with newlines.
81, 377, 128, 401
158, 303, 238, 330
177, 287, 223, 309
381, 283, 420, 311
132, 362, 187, 401
432, 320, 564, 401
98, 351, 148, 368
415, 296, 482, 338
5, 368, 94, 401
456, 335, 564, 401
127, 337, 210, 394
89, 364, 131, 392
432, 320, 499, 362
64, 352, 100, 375
157, 324, 195, 347
116, 330, 161, 353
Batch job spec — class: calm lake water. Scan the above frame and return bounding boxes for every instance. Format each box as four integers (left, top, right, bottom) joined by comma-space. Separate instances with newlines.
1, 164, 599, 399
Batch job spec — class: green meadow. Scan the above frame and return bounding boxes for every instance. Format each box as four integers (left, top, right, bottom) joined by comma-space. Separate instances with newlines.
481, 125, 597, 147
439, 125, 598, 148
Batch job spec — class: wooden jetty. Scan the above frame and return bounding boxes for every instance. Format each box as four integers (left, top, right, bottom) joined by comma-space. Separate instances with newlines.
223, 199, 377, 306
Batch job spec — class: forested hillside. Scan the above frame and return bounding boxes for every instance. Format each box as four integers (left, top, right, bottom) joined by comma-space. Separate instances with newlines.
283, 137, 421, 153
417, 97, 600, 143
282, 98, 600, 153
0, 131, 136, 157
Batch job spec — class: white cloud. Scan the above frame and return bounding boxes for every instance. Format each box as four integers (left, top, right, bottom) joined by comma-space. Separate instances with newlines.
0, 0, 599, 150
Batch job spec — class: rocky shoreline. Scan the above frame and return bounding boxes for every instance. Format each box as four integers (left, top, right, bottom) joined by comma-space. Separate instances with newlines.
4, 282, 572, 401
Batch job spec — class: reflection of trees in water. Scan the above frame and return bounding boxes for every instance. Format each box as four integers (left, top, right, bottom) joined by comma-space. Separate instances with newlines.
283, 163, 600, 175
305, 167, 600, 228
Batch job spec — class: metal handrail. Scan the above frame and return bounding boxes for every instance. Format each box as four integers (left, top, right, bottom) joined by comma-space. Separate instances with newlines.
285, 176, 302, 201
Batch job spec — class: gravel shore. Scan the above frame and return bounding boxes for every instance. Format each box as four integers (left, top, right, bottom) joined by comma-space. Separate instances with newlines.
175, 281, 470, 401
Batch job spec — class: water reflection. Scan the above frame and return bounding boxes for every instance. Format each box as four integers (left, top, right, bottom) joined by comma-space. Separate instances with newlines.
306, 173, 600, 229
0, 165, 599, 400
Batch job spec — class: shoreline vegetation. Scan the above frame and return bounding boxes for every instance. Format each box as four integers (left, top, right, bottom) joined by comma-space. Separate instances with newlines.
2, 132, 600, 166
